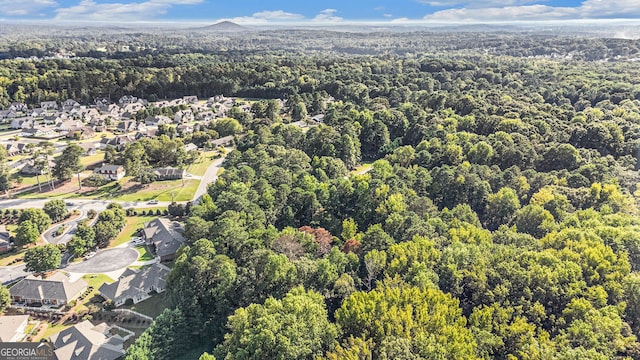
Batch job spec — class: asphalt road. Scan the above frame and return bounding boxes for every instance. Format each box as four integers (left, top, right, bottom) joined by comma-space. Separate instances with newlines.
64, 248, 138, 273
0, 264, 29, 285
193, 155, 226, 203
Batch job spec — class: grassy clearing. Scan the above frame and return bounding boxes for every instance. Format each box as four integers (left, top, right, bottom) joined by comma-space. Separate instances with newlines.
111, 216, 156, 247
74, 274, 115, 314
0, 250, 24, 266
121, 292, 168, 318
187, 151, 217, 176
39, 322, 73, 341
351, 162, 373, 176
136, 245, 155, 261
80, 151, 104, 167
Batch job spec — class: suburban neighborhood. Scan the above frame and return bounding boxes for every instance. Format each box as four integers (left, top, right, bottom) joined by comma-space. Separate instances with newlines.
0, 93, 324, 358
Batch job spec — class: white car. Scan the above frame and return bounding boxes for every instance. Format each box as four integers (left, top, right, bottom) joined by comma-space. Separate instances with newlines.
131, 237, 145, 245
84, 252, 96, 260
148, 200, 159, 205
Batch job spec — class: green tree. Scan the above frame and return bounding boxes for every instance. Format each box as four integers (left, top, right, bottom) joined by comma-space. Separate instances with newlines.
214, 286, 338, 360
24, 244, 62, 275
484, 187, 521, 231
0, 285, 10, 312
15, 220, 40, 247
43, 199, 68, 223
19, 208, 51, 233
53, 144, 84, 185
336, 280, 476, 359
215, 118, 243, 137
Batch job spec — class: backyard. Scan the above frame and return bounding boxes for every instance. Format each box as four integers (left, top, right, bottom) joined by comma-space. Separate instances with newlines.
111, 216, 156, 247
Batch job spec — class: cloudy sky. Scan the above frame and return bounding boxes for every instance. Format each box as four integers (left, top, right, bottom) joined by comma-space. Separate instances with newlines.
2, 0, 640, 23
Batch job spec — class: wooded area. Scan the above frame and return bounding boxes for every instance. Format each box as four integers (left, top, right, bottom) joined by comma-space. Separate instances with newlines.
3, 29, 640, 359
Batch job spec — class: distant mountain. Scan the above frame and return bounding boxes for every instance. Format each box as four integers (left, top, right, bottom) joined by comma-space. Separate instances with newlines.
200, 21, 246, 32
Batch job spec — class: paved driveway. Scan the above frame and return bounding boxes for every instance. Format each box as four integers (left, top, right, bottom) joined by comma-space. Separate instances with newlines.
65, 248, 138, 273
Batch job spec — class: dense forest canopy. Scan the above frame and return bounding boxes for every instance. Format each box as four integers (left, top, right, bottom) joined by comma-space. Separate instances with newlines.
4, 27, 640, 359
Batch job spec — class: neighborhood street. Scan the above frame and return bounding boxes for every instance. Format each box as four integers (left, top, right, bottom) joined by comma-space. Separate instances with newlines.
0, 264, 29, 285
193, 155, 225, 203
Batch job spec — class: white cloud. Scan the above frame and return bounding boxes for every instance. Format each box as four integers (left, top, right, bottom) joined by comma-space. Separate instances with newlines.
423, 0, 640, 21
0, 0, 57, 16
54, 0, 203, 21
383, 13, 393, 18
251, 10, 304, 20
223, 10, 305, 24
313, 9, 343, 22
419, 0, 541, 7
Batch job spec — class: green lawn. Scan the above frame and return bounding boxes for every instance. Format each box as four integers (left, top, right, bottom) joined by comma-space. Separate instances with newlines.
39, 322, 73, 341
121, 292, 168, 318
74, 274, 115, 313
187, 151, 217, 176
0, 250, 24, 266
111, 216, 156, 247
10, 173, 41, 186
111, 179, 199, 202
136, 245, 155, 261
82, 273, 115, 289
80, 151, 104, 167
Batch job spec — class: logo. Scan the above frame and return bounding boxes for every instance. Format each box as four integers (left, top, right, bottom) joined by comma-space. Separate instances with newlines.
0, 342, 56, 360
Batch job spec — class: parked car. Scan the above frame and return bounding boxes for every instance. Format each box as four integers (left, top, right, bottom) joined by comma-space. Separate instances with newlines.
148, 200, 159, 204
131, 237, 145, 245
84, 251, 96, 260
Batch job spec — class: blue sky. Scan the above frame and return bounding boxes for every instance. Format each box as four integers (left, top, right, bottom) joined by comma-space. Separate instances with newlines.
2, 0, 640, 23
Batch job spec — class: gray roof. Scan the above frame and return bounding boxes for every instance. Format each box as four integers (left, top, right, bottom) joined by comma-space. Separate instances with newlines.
144, 218, 186, 258
51, 320, 125, 360
95, 164, 124, 173
209, 135, 234, 146
0, 315, 29, 342
98, 264, 170, 304
0, 224, 10, 243
153, 167, 184, 177
10, 272, 87, 302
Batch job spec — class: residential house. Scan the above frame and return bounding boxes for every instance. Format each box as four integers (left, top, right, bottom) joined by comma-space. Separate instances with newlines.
209, 135, 235, 148
78, 142, 97, 156
11, 118, 34, 129
21, 126, 57, 138
20, 158, 55, 175
94, 164, 126, 181
118, 95, 139, 105
153, 167, 185, 180
29, 109, 46, 119
40, 101, 58, 110
9, 102, 28, 113
99, 135, 135, 151
66, 126, 96, 140
98, 264, 170, 306
144, 115, 172, 127
174, 109, 194, 124
50, 320, 125, 360
183, 143, 198, 153
121, 102, 145, 114
183, 95, 198, 104
55, 119, 82, 131
177, 124, 194, 134
116, 120, 138, 134
5, 143, 20, 157
61, 99, 80, 111
0, 315, 29, 342
9, 272, 87, 307
0, 225, 11, 254
311, 114, 325, 123
196, 111, 214, 122
135, 128, 157, 140
0, 109, 17, 121
43, 114, 64, 125
98, 103, 119, 116
143, 218, 187, 262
